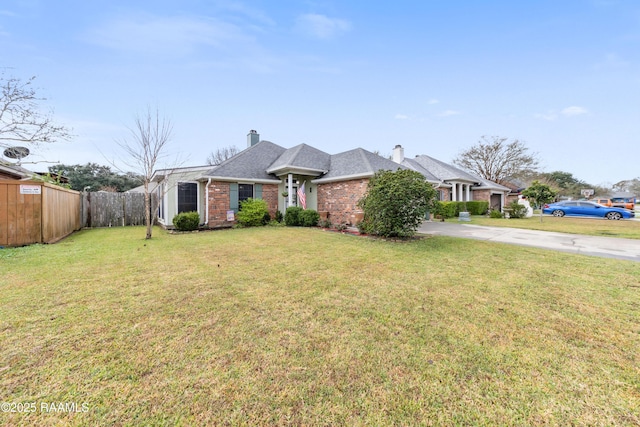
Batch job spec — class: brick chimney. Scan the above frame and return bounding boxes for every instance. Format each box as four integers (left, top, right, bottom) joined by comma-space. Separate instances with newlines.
247, 130, 259, 147
392, 144, 404, 163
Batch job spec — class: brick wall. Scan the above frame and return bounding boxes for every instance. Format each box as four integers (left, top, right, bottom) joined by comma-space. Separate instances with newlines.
207, 181, 231, 227
261, 184, 279, 219
206, 181, 279, 227
317, 178, 369, 225
472, 189, 491, 203
438, 187, 450, 201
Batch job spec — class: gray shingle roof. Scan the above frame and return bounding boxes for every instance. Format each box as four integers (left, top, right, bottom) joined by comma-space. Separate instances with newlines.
410, 155, 510, 190
313, 148, 405, 183
266, 143, 331, 175
411, 155, 479, 182
401, 158, 441, 182
204, 140, 285, 182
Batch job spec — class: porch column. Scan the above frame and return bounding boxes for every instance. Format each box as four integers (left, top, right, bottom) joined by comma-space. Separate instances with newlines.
465, 184, 470, 201
287, 174, 293, 207
451, 183, 457, 201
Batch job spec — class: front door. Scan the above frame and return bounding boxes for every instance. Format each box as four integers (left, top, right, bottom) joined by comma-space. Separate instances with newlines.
490, 194, 502, 211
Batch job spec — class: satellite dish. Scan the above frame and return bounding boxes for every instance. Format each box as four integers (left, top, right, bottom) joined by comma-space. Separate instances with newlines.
3, 146, 30, 164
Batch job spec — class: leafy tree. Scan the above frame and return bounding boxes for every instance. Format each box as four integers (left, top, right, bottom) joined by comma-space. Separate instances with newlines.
521, 180, 557, 222
206, 145, 239, 166
358, 169, 437, 238
534, 171, 587, 198
1, 71, 71, 150
48, 163, 141, 192
453, 136, 539, 185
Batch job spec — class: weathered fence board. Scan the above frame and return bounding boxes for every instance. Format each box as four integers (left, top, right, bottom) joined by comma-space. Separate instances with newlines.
81, 192, 156, 228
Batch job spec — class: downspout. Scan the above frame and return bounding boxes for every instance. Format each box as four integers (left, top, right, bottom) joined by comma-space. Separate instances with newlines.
205, 178, 211, 226
288, 173, 293, 207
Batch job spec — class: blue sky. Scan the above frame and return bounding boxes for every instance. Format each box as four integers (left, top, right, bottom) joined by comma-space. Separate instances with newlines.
1, 0, 638, 186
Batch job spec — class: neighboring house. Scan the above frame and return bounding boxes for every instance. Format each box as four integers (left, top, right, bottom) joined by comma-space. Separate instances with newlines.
392, 145, 511, 211
0, 161, 33, 180
154, 131, 511, 228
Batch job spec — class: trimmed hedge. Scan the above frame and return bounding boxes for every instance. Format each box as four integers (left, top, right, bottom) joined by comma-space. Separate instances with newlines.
285, 207, 303, 226
300, 209, 320, 227
434, 201, 489, 218
285, 207, 320, 227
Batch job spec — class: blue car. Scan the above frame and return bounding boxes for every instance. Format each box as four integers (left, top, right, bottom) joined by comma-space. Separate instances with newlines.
543, 201, 635, 220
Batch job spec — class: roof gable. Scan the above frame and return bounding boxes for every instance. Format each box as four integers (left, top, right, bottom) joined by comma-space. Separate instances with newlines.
204, 140, 286, 182
266, 143, 331, 175
313, 148, 404, 183
411, 155, 479, 182
401, 158, 441, 182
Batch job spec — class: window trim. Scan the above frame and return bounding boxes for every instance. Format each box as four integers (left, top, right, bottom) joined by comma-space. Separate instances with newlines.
176, 181, 199, 214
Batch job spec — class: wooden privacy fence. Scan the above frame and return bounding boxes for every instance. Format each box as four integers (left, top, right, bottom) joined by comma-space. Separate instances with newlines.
0, 180, 81, 247
82, 191, 157, 228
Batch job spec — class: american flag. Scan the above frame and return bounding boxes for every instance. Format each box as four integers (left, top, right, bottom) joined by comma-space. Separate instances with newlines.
297, 182, 306, 209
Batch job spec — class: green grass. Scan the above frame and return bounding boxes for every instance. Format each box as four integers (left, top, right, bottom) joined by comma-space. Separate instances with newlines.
1, 226, 639, 426
450, 214, 640, 239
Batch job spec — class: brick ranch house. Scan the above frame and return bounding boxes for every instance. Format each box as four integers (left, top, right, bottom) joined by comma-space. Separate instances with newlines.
153, 131, 510, 228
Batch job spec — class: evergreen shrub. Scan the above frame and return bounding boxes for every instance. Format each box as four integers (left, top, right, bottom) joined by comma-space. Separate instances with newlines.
173, 211, 200, 231
237, 198, 270, 227
300, 210, 320, 227
285, 207, 303, 226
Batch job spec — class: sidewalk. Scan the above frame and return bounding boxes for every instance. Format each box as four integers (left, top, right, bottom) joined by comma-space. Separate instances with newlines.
418, 221, 640, 262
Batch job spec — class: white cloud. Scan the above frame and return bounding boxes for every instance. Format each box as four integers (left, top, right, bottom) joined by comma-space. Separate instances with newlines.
294, 13, 351, 39
86, 14, 252, 55
394, 114, 409, 120
437, 110, 460, 117
561, 106, 588, 117
534, 112, 558, 121
427, 98, 439, 105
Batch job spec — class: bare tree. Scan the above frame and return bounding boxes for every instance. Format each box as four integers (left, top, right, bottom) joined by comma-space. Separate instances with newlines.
612, 178, 640, 194
1, 71, 72, 150
117, 107, 173, 239
206, 145, 239, 165
453, 136, 539, 185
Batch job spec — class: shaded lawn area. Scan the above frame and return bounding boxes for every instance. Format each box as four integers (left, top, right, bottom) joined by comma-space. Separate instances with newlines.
456, 215, 640, 239
1, 226, 639, 426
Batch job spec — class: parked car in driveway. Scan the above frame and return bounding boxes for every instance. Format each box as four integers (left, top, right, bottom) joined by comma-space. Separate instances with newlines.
609, 197, 635, 210
543, 201, 635, 220
593, 198, 612, 207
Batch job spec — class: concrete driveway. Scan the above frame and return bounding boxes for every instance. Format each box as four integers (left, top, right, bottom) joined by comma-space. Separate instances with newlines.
419, 221, 640, 262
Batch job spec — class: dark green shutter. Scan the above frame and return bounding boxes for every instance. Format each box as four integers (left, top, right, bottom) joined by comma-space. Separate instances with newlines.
229, 183, 239, 212
255, 184, 262, 199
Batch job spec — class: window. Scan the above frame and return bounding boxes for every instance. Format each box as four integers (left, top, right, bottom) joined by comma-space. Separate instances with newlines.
177, 182, 198, 213
238, 184, 253, 204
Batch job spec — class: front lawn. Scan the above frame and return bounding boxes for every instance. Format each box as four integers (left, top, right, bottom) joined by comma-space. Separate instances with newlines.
1, 227, 638, 425
450, 215, 640, 239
